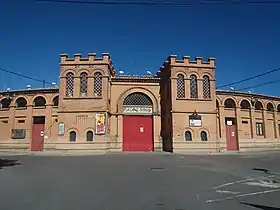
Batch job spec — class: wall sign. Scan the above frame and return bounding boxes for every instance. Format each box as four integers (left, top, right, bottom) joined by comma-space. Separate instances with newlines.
58, 123, 65, 136
123, 106, 152, 114
189, 119, 202, 127
189, 113, 202, 127
227, 121, 233, 126
11, 129, 26, 139
95, 113, 106, 135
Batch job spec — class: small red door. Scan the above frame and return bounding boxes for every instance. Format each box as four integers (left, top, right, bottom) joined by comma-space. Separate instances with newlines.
226, 125, 239, 151
31, 124, 45, 151
123, 115, 153, 152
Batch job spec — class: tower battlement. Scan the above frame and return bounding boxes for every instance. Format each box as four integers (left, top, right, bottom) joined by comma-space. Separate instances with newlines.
60, 52, 116, 76
157, 55, 215, 77
167, 55, 215, 68
60, 53, 111, 64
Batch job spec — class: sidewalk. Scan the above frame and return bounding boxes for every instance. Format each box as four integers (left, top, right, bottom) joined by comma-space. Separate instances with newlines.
0, 150, 109, 156
174, 149, 280, 156
0, 149, 279, 156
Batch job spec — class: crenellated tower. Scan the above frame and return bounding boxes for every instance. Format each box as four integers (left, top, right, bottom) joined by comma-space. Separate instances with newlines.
57, 53, 116, 143
158, 55, 216, 152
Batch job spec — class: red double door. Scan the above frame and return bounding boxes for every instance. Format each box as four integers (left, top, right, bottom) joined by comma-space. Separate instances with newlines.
123, 115, 153, 152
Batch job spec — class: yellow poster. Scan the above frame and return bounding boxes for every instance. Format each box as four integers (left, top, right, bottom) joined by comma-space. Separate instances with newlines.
95, 113, 106, 134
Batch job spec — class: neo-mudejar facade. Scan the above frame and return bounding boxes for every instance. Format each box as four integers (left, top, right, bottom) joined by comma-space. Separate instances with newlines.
1, 53, 280, 153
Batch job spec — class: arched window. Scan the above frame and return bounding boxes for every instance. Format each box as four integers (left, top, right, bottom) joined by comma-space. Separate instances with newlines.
277, 104, 280, 112
0, 98, 11, 109
255, 101, 263, 110
66, 72, 74, 97
80, 72, 88, 97
240, 100, 251, 109
86, 131, 93, 141
69, 131, 76, 142
203, 75, 211, 99
224, 98, 236, 108
176, 74, 185, 98
185, 131, 192, 141
123, 92, 153, 106
94, 72, 102, 97
16, 97, 27, 108
266, 102, 274, 112
33, 96, 46, 107
201, 131, 208, 141
190, 75, 198, 98
53, 96, 59, 107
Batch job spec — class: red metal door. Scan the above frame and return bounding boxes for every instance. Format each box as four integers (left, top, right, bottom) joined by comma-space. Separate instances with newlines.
123, 115, 153, 151
226, 125, 239, 151
31, 124, 45, 151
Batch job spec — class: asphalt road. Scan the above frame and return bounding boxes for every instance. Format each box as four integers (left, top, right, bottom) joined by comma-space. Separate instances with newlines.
0, 152, 280, 210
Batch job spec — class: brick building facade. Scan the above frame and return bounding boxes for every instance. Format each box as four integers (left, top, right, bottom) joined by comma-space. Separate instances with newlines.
0, 53, 280, 153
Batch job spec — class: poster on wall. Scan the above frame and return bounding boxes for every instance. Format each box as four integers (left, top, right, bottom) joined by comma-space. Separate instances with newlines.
11, 129, 26, 139
58, 123, 65, 136
95, 113, 106, 135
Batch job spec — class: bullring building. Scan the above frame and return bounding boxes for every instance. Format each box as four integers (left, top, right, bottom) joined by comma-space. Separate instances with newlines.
0, 53, 279, 152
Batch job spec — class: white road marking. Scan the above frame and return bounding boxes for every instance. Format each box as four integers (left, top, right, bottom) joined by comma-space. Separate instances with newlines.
216, 190, 240, 194
212, 178, 254, 190
240, 156, 254, 158
206, 188, 280, 203
245, 180, 280, 188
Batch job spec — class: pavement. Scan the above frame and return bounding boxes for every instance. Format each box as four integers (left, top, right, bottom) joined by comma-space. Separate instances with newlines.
0, 152, 280, 210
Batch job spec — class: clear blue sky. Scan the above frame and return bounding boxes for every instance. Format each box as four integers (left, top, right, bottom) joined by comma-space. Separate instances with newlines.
1, 0, 280, 96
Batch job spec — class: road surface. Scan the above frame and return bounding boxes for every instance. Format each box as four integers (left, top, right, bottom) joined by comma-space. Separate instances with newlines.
0, 151, 280, 210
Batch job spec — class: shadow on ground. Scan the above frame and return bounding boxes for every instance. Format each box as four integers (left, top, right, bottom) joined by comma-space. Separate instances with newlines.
0, 159, 21, 169
241, 202, 280, 210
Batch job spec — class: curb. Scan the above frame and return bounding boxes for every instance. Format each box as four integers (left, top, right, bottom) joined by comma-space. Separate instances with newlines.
0, 150, 109, 156
0, 150, 280, 157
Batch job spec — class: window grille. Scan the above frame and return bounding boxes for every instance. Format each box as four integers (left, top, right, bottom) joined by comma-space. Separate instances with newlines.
203, 75, 211, 99
190, 75, 198, 98
176, 74, 185, 98
123, 93, 152, 106
80, 72, 88, 97
66, 72, 74, 97
94, 72, 102, 97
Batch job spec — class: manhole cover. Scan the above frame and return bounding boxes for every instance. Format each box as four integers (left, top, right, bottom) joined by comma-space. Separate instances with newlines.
149, 167, 167, 171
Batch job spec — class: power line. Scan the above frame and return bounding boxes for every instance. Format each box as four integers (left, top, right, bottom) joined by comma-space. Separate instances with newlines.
36, 0, 280, 7
0, 67, 52, 87
216, 67, 280, 89
235, 78, 280, 91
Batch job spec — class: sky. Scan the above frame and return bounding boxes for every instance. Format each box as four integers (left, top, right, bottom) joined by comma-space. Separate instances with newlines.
1, 0, 280, 96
